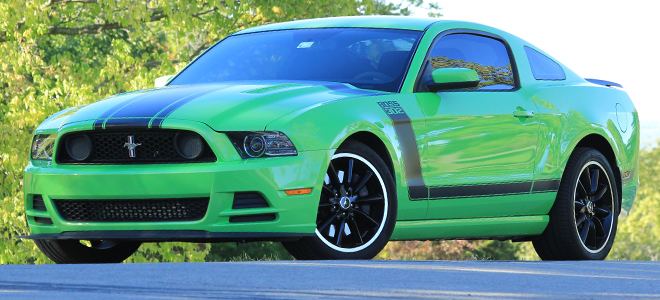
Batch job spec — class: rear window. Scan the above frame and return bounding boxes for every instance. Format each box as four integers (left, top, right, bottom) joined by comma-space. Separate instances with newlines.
524, 46, 565, 80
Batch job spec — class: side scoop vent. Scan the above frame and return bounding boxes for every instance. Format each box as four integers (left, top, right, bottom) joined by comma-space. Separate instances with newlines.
232, 192, 269, 209
33, 195, 47, 211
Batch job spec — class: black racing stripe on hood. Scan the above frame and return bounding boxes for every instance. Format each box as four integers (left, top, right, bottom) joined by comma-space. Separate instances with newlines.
104, 118, 151, 130
151, 86, 224, 125
93, 91, 152, 129
110, 87, 204, 119
94, 85, 227, 130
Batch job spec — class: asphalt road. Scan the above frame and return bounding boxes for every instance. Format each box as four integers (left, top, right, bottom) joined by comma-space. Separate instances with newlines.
0, 260, 658, 299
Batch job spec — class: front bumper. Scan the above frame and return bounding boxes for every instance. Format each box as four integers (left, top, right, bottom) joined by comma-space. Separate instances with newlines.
23, 149, 329, 240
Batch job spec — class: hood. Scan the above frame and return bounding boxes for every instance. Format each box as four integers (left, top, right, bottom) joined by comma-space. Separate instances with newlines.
52, 81, 383, 131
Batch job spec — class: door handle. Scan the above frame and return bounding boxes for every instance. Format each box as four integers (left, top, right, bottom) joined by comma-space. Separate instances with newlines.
513, 110, 535, 118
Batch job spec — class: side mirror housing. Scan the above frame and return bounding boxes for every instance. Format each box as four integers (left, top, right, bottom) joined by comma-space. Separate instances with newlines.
155, 75, 174, 88
425, 68, 480, 92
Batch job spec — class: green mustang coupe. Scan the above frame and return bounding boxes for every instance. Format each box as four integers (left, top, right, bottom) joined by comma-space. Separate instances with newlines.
23, 16, 639, 263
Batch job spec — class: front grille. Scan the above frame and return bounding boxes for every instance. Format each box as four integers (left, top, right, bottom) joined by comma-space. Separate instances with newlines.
53, 198, 210, 222
57, 130, 216, 164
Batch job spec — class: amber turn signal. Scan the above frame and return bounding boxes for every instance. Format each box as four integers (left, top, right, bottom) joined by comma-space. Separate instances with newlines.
285, 188, 312, 196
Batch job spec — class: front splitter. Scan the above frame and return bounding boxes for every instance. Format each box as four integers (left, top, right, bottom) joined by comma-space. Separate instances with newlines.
20, 230, 315, 243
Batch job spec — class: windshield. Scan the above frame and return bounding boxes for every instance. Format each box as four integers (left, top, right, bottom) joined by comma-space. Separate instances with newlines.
169, 28, 423, 92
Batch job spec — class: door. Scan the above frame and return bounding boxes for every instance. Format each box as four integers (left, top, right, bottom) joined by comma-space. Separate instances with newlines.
416, 32, 540, 219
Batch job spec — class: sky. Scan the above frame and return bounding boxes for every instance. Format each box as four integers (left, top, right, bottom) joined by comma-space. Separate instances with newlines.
407, 0, 659, 124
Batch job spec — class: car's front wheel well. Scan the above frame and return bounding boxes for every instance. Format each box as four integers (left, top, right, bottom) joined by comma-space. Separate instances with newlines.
574, 134, 622, 214
344, 132, 395, 180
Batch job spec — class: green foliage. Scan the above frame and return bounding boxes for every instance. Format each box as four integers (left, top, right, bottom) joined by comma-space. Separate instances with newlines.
609, 142, 660, 260
376, 239, 522, 261
206, 242, 293, 262
0, 0, 437, 264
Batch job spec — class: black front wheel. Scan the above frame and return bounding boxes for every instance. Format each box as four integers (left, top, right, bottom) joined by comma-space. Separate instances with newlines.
35, 239, 141, 264
283, 140, 397, 260
533, 147, 618, 260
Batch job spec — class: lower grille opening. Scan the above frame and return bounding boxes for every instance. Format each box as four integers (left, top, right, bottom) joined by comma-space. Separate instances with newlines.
33, 195, 47, 211
232, 192, 269, 209
53, 198, 210, 222
34, 217, 53, 225
229, 214, 276, 223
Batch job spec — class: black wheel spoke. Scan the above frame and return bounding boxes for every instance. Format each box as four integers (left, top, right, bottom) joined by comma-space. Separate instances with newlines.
353, 209, 380, 228
594, 186, 608, 201
353, 194, 384, 204
579, 221, 590, 243
590, 169, 599, 194
348, 217, 364, 245
322, 185, 335, 197
575, 200, 586, 210
594, 206, 611, 218
602, 213, 613, 237
575, 213, 587, 226
347, 159, 354, 187
593, 217, 605, 236
589, 220, 597, 247
327, 162, 344, 195
317, 214, 337, 232
580, 169, 591, 195
353, 171, 373, 193
577, 179, 588, 198
336, 217, 346, 246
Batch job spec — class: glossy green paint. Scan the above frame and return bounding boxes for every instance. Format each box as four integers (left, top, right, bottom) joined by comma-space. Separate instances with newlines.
391, 215, 549, 240
24, 17, 639, 242
430, 68, 480, 84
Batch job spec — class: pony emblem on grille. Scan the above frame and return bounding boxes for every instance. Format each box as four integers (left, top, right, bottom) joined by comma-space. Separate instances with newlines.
123, 135, 142, 158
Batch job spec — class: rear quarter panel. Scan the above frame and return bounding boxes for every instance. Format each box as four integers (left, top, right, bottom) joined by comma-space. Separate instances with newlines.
510, 37, 640, 217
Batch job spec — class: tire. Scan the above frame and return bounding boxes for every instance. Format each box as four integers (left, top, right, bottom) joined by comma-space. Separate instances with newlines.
533, 147, 619, 260
34, 239, 141, 264
283, 140, 397, 260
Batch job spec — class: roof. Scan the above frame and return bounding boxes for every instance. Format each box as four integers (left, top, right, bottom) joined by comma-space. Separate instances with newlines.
234, 16, 444, 35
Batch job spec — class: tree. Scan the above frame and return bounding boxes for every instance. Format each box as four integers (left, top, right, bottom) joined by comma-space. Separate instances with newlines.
0, 0, 440, 264
608, 142, 660, 260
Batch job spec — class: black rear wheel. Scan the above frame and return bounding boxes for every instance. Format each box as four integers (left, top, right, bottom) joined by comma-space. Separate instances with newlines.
35, 239, 141, 264
533, 147, 618, 260
283, 140, 396, 260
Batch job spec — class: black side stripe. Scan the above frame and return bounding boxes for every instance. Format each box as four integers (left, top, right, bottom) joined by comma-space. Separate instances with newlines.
378, 100, 560, 200
430, 181, 533, 199
378, 101, 427, 199
531, 180, 561, 193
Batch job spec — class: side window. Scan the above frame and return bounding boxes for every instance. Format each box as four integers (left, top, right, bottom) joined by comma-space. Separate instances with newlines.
524, 46, 566, 80
421, 33, 516, 91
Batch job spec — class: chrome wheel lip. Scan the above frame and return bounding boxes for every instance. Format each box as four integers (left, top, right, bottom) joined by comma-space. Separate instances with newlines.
315, 153, 388, 253
573, 161, 614, 254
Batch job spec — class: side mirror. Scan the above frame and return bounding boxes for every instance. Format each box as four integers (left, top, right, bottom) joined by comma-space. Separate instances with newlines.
425, 68, 480, 92
154, 75, 173, 88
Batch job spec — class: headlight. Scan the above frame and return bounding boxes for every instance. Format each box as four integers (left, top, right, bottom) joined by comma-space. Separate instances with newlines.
226, 131, 297, 159
31, 134, 58, 160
